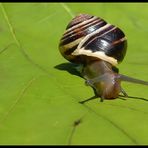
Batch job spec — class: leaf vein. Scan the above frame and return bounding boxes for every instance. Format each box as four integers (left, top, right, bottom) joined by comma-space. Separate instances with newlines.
0, 43, 14, 55
82, 104, 138, 144
0, 3, 20, 47
60, 3, 75, 18
0, 76, 37, 123
0, 3, 54, 77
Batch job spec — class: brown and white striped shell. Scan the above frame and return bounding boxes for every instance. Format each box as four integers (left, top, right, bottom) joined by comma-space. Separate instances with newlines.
59, 14, 127, 66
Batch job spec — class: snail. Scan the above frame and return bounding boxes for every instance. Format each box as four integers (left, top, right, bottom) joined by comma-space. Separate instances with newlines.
59, 13, 148, 102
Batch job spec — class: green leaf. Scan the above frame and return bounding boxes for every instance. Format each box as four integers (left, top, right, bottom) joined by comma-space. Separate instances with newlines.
0, 3, 148, 145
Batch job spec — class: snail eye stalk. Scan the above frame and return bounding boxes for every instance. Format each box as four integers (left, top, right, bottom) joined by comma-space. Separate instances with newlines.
119, 74, 148, 86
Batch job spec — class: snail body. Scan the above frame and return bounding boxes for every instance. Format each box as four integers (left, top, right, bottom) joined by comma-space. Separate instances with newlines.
59, 14, 148, 101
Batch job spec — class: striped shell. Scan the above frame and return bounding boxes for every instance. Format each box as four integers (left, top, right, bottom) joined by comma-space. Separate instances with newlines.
59, 14, 127, 66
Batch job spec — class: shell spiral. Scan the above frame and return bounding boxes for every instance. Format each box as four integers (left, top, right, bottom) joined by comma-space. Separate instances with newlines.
59, 14, 127, 66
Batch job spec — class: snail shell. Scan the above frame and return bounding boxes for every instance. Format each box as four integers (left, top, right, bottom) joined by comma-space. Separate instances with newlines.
59, 13, 127, 66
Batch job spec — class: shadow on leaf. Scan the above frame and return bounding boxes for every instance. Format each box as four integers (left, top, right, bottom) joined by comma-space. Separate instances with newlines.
119, 95, 148, 102
54, 62, 82, 78
79, 95, 148, 104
